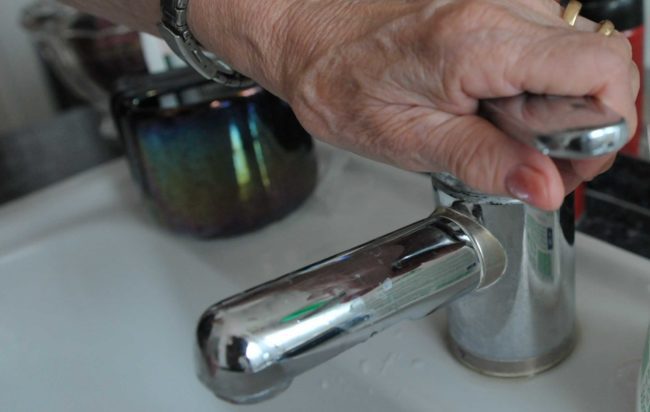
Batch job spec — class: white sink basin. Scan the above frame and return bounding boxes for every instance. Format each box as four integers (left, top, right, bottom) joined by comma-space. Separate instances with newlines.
1, 144, 648, 412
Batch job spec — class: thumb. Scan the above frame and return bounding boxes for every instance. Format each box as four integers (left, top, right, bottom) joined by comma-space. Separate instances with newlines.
420, 115, 566, 210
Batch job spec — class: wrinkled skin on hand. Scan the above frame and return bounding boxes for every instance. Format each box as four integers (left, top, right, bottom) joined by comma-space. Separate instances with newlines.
274, 0, 639, 210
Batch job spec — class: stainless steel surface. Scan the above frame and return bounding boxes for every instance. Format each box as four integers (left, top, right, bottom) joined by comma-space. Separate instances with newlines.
642, 125, 650, 160
435, 176, 576, 376
446, 93, 625, 376
195, 209, 506, 404
481, 94, 629, 158
448, 329, 576, 378
195, 94, 623, 403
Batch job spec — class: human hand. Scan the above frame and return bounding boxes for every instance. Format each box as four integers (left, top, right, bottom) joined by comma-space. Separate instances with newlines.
268, 0, 638, 210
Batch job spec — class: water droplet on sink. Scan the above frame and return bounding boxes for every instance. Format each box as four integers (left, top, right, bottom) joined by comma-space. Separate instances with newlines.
379, 353, 397, 375
382, 278, 393, 292
393, 328, 404, 340
359, 359, 371, 375
605, 360, 640, 411
321, 379, 330, 390
411, 358, 425, 370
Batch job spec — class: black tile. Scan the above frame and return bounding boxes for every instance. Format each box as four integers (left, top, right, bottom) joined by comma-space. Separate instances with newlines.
579, 191, 650, 259
576, 155, 650, 258
587, 154, 650, 209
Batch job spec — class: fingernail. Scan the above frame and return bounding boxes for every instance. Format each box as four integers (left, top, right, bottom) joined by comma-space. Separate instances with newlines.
505, 165, 547, 206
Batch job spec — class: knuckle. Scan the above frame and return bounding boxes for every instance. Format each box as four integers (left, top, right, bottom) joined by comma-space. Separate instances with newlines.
593, 32, 634, 62
590, 39, 634, 80
612, 33, 633, 60
426, 0, 508, 36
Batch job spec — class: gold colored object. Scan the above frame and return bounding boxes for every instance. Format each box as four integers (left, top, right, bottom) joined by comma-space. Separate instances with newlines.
598, 20, 616, 37
562, 0, 582, 27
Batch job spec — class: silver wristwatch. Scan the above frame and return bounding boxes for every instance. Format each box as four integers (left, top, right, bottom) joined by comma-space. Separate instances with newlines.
158, 0, 253, 87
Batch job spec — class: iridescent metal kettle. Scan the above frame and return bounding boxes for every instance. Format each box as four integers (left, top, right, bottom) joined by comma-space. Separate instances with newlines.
112, 69, 318, 238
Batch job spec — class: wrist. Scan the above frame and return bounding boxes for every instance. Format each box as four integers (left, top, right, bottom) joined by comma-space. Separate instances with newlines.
187, 0, 297, 96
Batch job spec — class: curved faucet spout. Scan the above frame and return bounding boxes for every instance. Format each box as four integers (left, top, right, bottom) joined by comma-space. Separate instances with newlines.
195, 208, 505, 404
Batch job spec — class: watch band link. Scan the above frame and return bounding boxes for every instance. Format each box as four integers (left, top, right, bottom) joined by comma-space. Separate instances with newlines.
158, 0, 254, 87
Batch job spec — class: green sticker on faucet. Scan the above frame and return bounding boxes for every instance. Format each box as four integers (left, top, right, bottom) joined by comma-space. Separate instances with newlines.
281, 300, 331, 323
525, 209, 555, 280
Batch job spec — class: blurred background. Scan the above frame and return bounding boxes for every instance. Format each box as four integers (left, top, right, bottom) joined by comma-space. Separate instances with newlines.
0, 0, 55, 134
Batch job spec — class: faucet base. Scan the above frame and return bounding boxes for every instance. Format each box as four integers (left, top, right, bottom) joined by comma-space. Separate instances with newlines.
447, 330, 577, 378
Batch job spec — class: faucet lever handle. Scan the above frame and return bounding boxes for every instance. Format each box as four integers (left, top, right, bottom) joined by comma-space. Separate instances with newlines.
480, 94, 629, 159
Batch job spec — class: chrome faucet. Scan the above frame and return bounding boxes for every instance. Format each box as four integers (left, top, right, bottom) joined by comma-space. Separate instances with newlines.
435, 174, 576, 376
196, 207, 507, 404
194, 95, 629, 404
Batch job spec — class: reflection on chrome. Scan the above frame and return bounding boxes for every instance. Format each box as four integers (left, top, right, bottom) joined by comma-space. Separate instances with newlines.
196, 208, 506, 404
